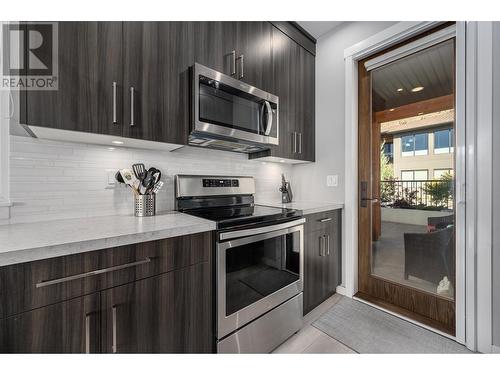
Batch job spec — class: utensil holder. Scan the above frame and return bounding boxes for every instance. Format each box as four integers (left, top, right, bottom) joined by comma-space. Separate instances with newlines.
134, 194, 156, 217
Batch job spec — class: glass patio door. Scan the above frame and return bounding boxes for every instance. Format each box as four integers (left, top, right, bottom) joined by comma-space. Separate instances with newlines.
357, 32, 456, 335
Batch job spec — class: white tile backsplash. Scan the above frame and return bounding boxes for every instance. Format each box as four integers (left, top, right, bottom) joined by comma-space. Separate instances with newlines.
2, 135, 291, 225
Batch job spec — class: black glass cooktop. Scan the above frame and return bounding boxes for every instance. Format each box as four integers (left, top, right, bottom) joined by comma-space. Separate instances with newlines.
183, 204, 300, 230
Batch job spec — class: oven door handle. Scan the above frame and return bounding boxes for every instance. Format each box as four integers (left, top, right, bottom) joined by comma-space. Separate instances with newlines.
219, 218, 305, 241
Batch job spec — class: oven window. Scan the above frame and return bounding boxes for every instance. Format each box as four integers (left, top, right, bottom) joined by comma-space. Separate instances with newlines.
199, 77, 265, 135
225, 231, 300, 316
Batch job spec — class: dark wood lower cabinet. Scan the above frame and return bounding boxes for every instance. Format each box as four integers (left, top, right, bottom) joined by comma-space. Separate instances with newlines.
0, 293, 100, 353
0, 233, 214, 353
101, 262, 212, 353
303, 210, 341, 315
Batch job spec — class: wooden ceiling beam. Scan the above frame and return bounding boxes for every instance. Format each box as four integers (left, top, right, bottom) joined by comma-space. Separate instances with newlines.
375, 94, 454, 123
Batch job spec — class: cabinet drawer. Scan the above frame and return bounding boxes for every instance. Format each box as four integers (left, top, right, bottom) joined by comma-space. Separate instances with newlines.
304, 210, 340, 232
0, 232, 212, 319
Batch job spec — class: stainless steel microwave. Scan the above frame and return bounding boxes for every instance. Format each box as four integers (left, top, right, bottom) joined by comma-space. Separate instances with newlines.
190, 63, 279, 153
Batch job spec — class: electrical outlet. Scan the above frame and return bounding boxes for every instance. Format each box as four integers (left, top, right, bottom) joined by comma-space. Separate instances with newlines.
326, 175, 338, 187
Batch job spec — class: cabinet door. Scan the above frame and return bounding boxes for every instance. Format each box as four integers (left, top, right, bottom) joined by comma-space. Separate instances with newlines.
193, 21, 236, 76
101, 262, 213, 353
295, 47, 316, 162
0, 293, 100, 353
24, 22, 123, 137
270, 27, 298, 160
303, 211, 341, 315
122, 22, 193, 144
234, 22, 273, 92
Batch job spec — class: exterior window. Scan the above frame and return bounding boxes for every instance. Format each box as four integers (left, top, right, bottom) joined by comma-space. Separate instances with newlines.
401, 170, 428, 181
383, 142, 393, 163
434, 169, 453, 179
434, 128, 454, 154
401, 133, 428, 157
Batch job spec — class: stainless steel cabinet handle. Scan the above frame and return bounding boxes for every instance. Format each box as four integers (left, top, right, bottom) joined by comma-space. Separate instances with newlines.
298, 133, 302, 154
35, 257, 151, 288
319, 217, 333, 223
112, 82, 118, 124
129, 86, 135, 127
112, 306, 117, 353
231, 50, 236, 76
237, 54, 244, 79
293, 132, 297, 153
85, 314, 91, 354
326, 235, 330, 256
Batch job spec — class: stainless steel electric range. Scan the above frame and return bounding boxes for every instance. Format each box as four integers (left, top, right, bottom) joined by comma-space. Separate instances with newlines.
175, 175, 304, 353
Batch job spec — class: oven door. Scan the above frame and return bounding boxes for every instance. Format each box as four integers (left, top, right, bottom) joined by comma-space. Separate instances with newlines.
217, 219, 304, 339
192, 63, 279, 146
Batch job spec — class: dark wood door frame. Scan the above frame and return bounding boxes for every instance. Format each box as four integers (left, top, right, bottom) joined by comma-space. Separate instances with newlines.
356, 40, 456, 336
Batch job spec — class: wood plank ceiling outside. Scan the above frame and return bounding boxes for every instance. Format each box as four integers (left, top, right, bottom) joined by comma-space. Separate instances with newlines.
371, 39, 454, 112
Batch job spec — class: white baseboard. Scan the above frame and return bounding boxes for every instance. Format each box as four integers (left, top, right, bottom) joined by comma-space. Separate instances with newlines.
336, 285, 347, 296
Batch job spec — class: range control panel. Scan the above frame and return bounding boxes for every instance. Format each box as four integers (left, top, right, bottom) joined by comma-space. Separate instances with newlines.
202, 178, 239, 188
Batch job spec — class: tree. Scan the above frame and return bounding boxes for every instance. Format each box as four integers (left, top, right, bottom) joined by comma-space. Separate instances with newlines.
380, 142, 395, 203
422, 172, 453, 208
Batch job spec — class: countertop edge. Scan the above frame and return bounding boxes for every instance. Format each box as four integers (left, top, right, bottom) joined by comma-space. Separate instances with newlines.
0, 221, 215, 267
257, 201, 344, 215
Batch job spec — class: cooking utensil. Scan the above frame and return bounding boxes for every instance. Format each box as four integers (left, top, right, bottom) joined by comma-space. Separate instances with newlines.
132, 163, 147, 181
151, 181, 164, 194
115, 171, 125, 184
142, 167, 161, 194
120, 169, 139, 195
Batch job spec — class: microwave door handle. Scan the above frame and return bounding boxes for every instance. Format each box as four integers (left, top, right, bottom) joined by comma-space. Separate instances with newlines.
263, 101, 273, 136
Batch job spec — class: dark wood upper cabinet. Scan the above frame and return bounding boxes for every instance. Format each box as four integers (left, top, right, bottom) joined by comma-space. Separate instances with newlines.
250, 26, 315, 162
234, 22, 273, 92
20, 21, 315, 160
101, 262, 212, 353
23, 22, 123, 137
295, 45, 316, 162
122, 22, 192, 144
0, 293, 100, 353
303, 210, 341, 315
193, 22, 236, 76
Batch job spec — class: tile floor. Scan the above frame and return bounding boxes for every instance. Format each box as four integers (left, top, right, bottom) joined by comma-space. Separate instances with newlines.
272, 294, 357, 354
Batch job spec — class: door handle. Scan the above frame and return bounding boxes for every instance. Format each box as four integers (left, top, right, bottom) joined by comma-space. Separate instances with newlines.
237, 54, 244, 79
112, 82, 118, 124
292, 132, 297, 153
85, 313, 91, 354
326, 235, 330, 256
129, 87, 135, 127
360, 181, 378, 207
298, 133, 302, 154
112, 306, 117, 353
262, 101, 273, 136
231, 50, 236, 76
35, 257, 151, 288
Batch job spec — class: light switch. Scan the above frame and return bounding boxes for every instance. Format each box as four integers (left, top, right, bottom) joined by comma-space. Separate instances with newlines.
106, 170, 117, 188
327, 175, 338, 187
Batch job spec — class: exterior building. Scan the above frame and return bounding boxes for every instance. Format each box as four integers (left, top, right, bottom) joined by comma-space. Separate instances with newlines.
381, 109, 454, 181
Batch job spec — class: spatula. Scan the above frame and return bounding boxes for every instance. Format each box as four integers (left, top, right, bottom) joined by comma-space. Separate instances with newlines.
132, 163, 147, 181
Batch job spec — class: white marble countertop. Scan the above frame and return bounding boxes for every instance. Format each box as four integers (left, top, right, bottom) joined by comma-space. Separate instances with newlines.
0, 212, 216, 267
257, 201, 344, 215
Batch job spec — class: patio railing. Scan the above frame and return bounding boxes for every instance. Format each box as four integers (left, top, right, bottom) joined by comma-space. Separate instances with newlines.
380, 179, 454, 209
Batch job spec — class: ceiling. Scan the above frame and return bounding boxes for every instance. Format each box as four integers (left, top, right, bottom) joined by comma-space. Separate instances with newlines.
296, 21, 343, 39
372, 39, 454, 112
